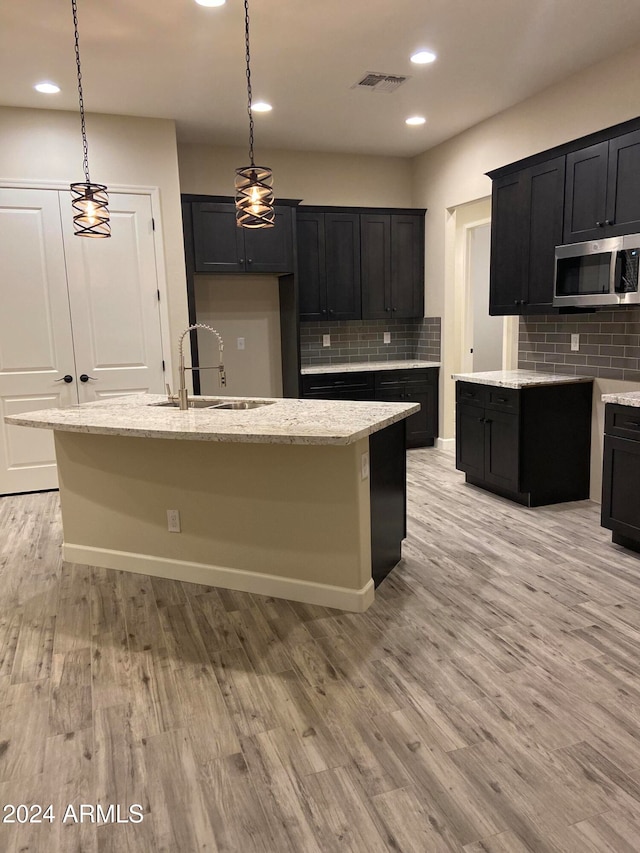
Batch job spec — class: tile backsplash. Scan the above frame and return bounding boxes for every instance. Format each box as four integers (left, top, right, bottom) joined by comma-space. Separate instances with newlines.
300, 317, 441, 366
519, 308, 640, 382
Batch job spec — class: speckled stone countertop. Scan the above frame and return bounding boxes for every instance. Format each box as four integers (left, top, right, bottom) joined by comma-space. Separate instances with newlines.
452, 370, 593, 389
301, 360, 440, 375
602, 391, 640, 408
4, 393, 419, 446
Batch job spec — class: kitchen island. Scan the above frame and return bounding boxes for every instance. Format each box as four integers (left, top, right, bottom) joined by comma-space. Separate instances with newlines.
5, 393, 418, 611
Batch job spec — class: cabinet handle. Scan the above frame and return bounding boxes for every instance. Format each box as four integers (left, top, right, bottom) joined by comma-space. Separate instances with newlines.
55, 374, 74, 384
623, 420, 640, 429
596, 221, 603, 228
392, 307, 397, 312
496, 397, 508, 403
239, 257, 244, 264
385, 307, 391, 312
477, 417, 484, 423
247, 258, 253, 264
328, 308, 334, 315
605, 220, 613, 226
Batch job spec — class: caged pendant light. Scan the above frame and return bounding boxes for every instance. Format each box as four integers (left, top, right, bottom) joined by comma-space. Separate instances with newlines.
235, 0, 274, 229
69, 0, 110, 238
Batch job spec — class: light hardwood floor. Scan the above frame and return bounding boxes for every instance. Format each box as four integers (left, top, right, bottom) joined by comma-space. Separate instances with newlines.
2, 448, 640, 851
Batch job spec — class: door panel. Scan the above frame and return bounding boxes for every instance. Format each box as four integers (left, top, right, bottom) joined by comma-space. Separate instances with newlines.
563, 142, 608, 242
391, 215, 424, 318
325, 213, 361, 320
484, 410, 520, 491
456, 403, 486, 478
361, 214, 390, 319
61, 193, 166, 403
0, 188, 77, 494
606, 130, 640, 236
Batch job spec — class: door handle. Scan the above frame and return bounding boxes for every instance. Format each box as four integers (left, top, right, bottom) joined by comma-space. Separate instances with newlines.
79, 374, 97, 382
55, 374, 74, 384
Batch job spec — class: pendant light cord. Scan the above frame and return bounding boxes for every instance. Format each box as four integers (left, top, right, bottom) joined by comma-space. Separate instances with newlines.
243, 0, 255, 166
71, 0, 91, 184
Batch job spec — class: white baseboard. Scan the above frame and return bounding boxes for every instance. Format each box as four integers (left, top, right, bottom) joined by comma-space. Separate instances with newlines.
436, 437, 455, 452
63, 543, 375, 612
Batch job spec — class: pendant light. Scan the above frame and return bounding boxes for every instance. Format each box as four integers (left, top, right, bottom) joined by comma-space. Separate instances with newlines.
235, 0, 274, 229
69, 0, 110, 238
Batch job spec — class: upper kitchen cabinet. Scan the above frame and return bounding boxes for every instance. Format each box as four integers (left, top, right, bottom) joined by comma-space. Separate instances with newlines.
361, 213, 425, 320
297, 211, 361, 321
564, 129, 640, 242
191, 201, 294, 273
297, 205, 425, 322
489, 156, 565, 315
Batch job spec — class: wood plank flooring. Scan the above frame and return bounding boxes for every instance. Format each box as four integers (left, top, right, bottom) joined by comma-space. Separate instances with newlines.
2, 448, 640, 850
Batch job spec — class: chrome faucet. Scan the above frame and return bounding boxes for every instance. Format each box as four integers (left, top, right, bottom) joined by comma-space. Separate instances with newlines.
167, 323, 226, 410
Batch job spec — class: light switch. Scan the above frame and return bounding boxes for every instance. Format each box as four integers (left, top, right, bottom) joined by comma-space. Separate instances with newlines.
237, 337, 245, 350
570, 333, 580, 352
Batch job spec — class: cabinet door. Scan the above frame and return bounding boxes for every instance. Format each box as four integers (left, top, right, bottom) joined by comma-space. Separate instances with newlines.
243, 205, 294, 273
605, 129, 640, 237
601, 435, 640, 538
192, 203, 244, 273
361, 213, 391, 319
563, 142, 608, 243
456, 403, 486, 478
522, 157, 565, 312
489, 173, 525, 315
484, 409, 520, 492
325, 213, 361, 320
297, 212, 326, 321
391, 215, 424, 318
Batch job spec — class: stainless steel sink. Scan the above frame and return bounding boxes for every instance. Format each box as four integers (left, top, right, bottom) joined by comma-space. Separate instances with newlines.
152, 399, 275, 410
212, 401, 275, 410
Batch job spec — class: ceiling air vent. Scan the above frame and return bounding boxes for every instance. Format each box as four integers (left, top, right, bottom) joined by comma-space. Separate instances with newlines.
352, 72, 410, 94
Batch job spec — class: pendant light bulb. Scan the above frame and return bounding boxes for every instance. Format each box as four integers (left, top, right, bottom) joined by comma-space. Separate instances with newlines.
235, 0, 274, 229
70, 0, 110, 238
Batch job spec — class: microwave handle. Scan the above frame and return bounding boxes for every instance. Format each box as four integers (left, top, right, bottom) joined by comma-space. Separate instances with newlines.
610, 249, 619, 296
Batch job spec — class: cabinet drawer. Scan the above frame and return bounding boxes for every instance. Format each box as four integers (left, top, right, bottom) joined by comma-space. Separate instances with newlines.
605, 404, 640, 440
456, 381, 488, 407
375, 368, 436, 390
486, 386, 520, 413
301, 372, 374, 396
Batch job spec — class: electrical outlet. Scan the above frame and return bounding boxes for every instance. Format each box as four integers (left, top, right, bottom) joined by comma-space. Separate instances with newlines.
571, 333, 580, 352
237, 337, 245, 350
383, 331, 391, 344
167, 509, 181, 533
361, 451, 370, 481
322, 334, 331, 347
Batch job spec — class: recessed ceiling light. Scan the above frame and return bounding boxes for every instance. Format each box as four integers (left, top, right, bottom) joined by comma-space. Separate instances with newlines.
195, 0, 226, 6
251, 102, 272, 113
406, 116, 426, 126
34, 81, 60, 94
410, 50, 437, 65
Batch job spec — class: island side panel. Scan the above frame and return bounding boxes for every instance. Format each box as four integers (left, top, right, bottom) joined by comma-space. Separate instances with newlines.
54, 431, 374, 611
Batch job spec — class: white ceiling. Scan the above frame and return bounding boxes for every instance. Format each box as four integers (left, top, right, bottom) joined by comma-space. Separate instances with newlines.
2, 0, 640, 158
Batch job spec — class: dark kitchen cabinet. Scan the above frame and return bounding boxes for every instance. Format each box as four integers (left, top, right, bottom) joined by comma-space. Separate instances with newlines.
191, 201, 294, 273
297, 211, 361, 321
489, 156, 565, 315
301, 367, 438, 448
564, 130, 640, 243
361, 214, 425, 319
601, 403, 640, 552
455, 379, 592, 506
374, 368, 438, 447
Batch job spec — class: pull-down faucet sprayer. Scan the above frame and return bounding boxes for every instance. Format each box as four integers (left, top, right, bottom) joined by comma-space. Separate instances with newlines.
167, 323, 226, 410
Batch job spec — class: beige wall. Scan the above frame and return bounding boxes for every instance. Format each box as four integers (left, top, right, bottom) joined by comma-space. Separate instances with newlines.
194, 275, 283, 398
178, 143, 414, 207
412, 42, 640, 441
0, 106, 189, 383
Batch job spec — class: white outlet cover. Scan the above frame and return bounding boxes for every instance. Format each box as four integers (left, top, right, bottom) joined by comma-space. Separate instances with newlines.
323, 334, 331, 347
383, 332, 391, 344
570, 333, 580, 352
237, 337, 245, 350
167, 509, 181, 533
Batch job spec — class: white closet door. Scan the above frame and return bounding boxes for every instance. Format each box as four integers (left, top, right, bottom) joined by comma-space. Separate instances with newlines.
0, 188, 77, 495
60, 192, 166, 403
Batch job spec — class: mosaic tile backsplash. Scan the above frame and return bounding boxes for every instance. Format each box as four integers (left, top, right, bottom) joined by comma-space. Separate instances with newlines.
300, 317, 441, 366
519, 308, 640, 382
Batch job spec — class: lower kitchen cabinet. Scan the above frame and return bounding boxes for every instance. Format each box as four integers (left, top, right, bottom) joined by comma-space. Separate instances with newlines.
601, 404, 640, 551
455, 380, 592, 506
301, 367, 439, 448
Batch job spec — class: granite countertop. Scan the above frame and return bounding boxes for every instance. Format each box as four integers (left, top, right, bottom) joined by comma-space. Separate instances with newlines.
4, 393, 419, 447
602, 391, 640, 408
301, 360, 440, 375
452, 369, 593, 389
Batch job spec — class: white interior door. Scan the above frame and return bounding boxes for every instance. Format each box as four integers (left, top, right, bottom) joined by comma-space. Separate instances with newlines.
469, 222, 503, 372
60, 192, 166, 403
0, 188, 77, 494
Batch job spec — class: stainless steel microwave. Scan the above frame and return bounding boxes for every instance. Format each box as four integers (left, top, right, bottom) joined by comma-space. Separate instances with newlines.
553, 234, 640, 308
